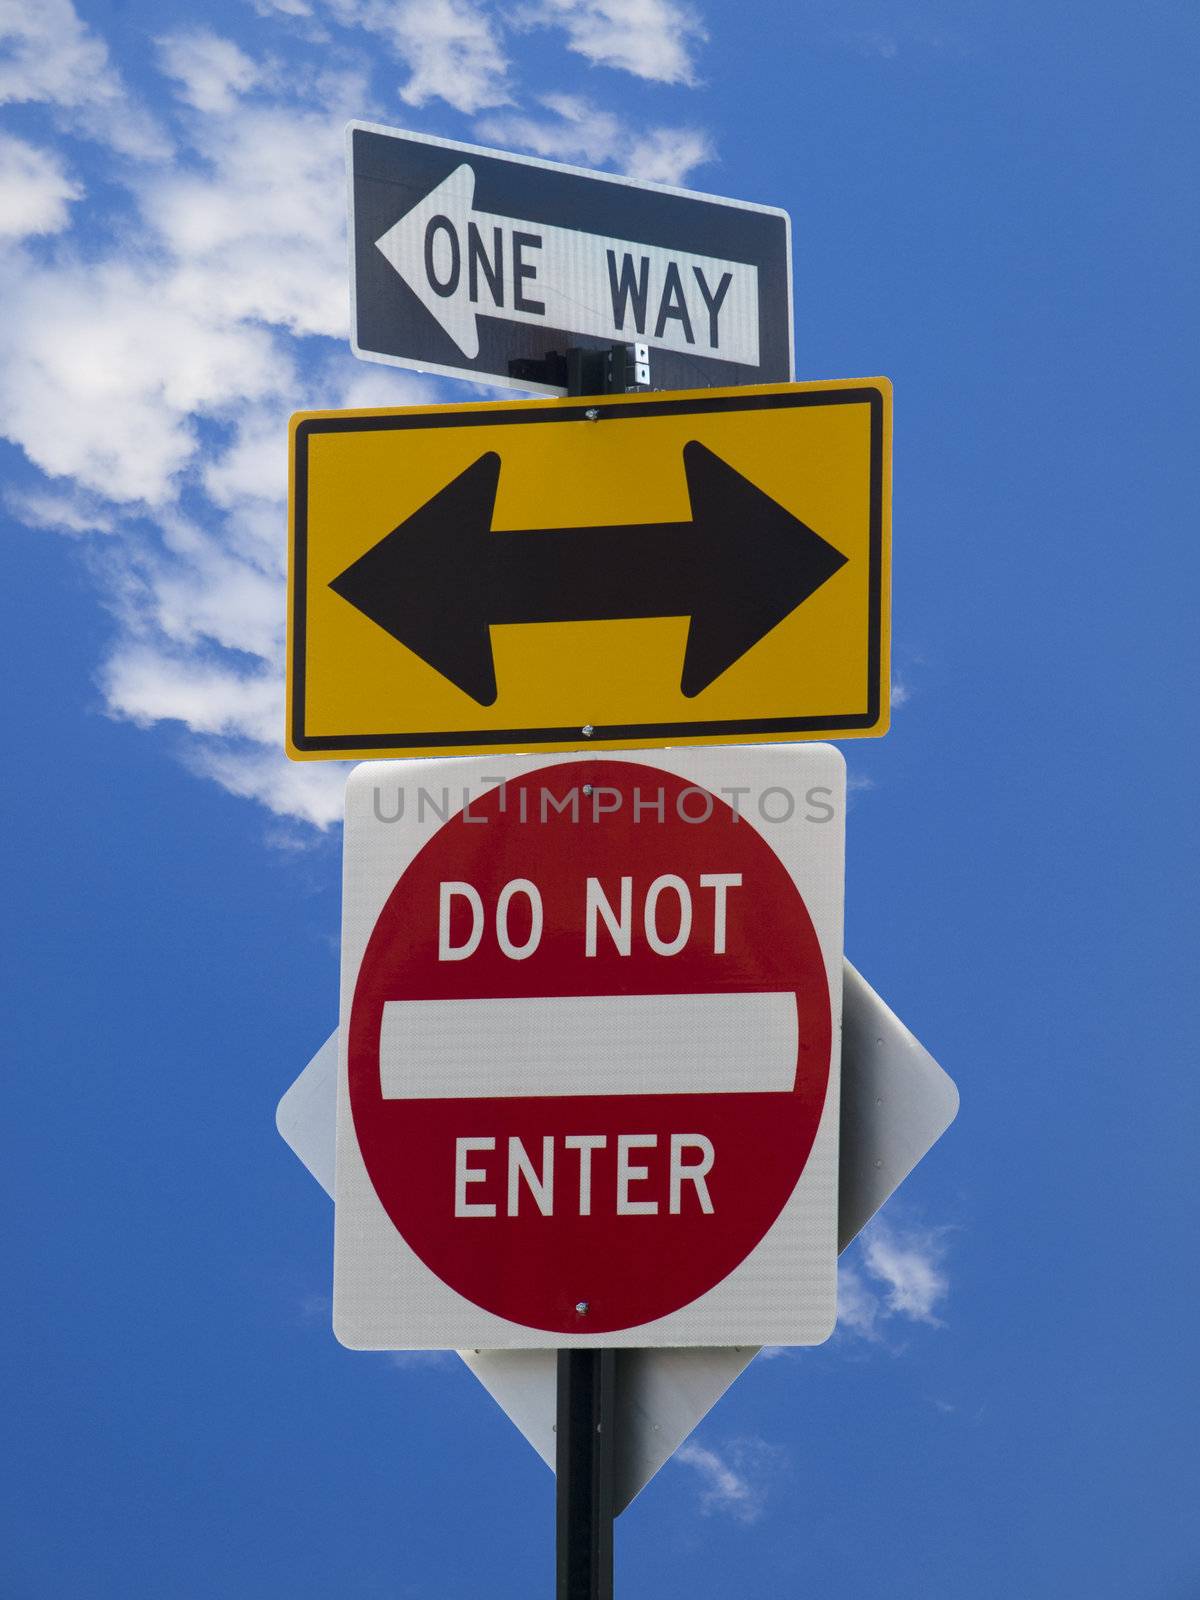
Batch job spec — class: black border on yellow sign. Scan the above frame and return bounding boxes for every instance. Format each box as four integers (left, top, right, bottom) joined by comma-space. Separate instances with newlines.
290, 386, 885, 753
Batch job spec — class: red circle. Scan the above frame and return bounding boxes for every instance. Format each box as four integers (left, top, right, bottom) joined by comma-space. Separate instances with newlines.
349, 760, 831, 1334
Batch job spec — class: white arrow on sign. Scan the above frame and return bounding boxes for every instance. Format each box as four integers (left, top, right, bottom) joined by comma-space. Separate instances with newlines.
277, 959, 957, 1512
374, 162, 761, 366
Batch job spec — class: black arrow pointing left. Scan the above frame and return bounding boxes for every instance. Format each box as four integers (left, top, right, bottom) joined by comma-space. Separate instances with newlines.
329, 443, 847, 706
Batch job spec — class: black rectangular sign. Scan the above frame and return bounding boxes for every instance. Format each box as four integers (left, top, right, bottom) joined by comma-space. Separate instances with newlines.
348, 122, 793, 396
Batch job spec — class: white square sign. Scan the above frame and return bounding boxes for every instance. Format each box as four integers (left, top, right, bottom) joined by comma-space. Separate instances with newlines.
334, 745, 845, 1349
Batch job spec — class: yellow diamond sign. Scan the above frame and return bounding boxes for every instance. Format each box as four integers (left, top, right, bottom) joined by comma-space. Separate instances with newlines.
287, 379, 891, 759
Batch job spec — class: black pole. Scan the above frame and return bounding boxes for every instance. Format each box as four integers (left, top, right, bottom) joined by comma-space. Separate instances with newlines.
552, 341, 647, 1600
556, 1349, 616, 1600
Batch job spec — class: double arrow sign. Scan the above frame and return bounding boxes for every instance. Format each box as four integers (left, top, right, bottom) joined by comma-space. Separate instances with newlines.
288, 382, 890, 759
329, 442, 848, 707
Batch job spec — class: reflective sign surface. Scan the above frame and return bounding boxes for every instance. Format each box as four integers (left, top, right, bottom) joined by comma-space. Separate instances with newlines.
287, 380, 891, 759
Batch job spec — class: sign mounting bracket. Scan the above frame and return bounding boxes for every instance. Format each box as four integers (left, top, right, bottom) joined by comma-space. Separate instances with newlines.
508, 343, 652, 396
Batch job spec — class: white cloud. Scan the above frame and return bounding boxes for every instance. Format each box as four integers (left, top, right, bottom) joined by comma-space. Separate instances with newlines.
850, 30, 900, 60
0, 29, 366, 824
325, 0, 510, 113
0, 0, 168, 158
838, 1219, 951, 1341
862, 1221, 949, 1324
334, 364, 441, 411
393, 0, 511, 111
0, 1, 711, 828
624, 125, 715, 187
836, 1261, 879, 1339
137, 104, 350, 341
513, 0, 707, 86
675, 1437, 781, 1522
477, 94, 624, 167
0, 0, 106, 102
185, 744, 349, 828
0, 83, 361, 508
476, 94, 714, 186
103, 648, 283, 744
11, 355, 432, 822
253, 0, 316, 15
846, 772, 876, 802
202, 417, 286, 514
0, 253, 286, 504
157, 31, 262, 115
5, 485, 115, 535
201, 407, 292, 515
129, 532, 284, 664
0, 131, 82, 237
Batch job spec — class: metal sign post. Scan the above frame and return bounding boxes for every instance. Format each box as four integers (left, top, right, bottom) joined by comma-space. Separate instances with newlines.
276, 122, 954, 1600
553, 351, 630, 1600
556, 1349, 616, 1600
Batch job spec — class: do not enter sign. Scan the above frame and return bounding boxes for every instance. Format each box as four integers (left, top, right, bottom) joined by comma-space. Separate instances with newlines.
334, 747, 845, 1348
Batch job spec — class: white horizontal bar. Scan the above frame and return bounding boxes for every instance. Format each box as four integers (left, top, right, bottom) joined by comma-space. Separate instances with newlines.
379, 992, 797, 1099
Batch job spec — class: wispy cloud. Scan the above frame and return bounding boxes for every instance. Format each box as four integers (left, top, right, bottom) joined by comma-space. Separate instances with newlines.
0, 254, 286, 502
836, 1261, 886, 1340
5, 485, 115, 535
135, 101, 356, 342
512, 0, 707, 87
845, 770, 877, 808
183, 745, 350, 829
156, 31, 263, 116
0, 13, 429, 827
674, 1436, 783, 1522
0, 0, 168, 158
0, 0, 717, 827
837, 1218, 952, 1343
253, 0, 317, 18
476, 93, 714, 185
850, 30, 900, 60
0, 131, 82, 238
840, 23, 974, 62
623, 125, 714, 187
865, 1222, 949, 1322
325, 0, 511, 113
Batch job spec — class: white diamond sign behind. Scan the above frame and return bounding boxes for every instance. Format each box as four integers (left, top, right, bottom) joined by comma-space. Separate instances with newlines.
277, 959, 957, 1511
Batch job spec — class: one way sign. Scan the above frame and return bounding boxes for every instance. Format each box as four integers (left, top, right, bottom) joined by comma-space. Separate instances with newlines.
348, 123, 793, 394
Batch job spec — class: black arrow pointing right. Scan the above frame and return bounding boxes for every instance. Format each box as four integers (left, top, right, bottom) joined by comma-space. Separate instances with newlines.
329, 443, 848, 706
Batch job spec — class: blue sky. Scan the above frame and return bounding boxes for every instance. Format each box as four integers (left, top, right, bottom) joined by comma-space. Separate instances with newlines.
1, 0, 1196, 1595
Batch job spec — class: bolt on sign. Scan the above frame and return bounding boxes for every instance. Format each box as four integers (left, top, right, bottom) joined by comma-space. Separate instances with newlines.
287, 379, 891, 761
333, 745, 845, 1349
347, 122, 793, 394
